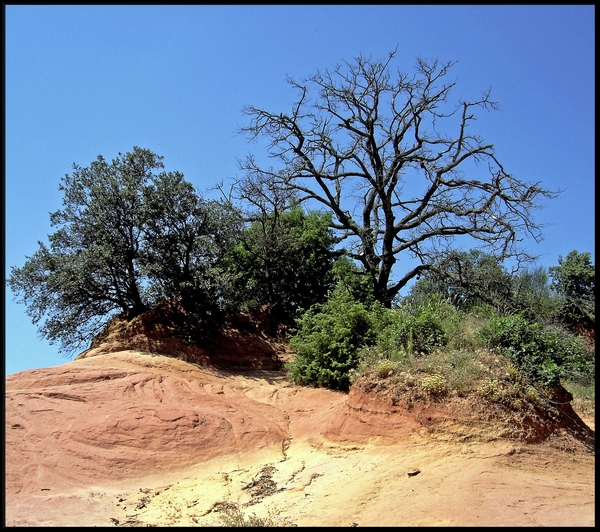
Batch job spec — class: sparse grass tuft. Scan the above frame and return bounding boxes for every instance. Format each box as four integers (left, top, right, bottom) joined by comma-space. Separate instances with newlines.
216, 503, 294, 527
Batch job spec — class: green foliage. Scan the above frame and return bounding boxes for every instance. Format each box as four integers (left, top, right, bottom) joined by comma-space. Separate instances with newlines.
287, 285, 379, 391
388, 296, 450, 356
476, 314, 592, 387
404, 250, 561, 324
510, 266, 560, 322
141, 171, 242, 326
8, 148, 160, 353
420, 374, 448, 396
549, 250, 595, 326
352, 286, 594, 405
225, 207, 339, 326
327, 255, 376, 306
7, 148, 238, 355
287, 292, 456, 391
403, 250, 513, 312
7, 241, 123, 357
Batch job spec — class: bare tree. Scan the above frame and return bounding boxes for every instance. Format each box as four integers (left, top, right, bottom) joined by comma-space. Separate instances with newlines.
239, 49, 557, 307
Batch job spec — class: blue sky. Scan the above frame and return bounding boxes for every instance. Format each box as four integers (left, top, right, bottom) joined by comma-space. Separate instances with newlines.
5, 5, 595, 376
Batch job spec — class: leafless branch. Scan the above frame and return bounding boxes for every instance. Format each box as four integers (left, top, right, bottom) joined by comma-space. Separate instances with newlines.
238, 51, 558, 306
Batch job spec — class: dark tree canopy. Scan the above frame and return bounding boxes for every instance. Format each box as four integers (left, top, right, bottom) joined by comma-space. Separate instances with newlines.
225, 204, 339, 327
222, 171, 341, 326
403, 249, 559, 322
141, 170, 242, 318
240, 49, 557, 307
549, 250, 595, 327
7, 148, 239, 355
403, 249, 513, 312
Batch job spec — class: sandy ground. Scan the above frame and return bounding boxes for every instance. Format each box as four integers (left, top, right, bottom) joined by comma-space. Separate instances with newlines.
5, 350, 595, 527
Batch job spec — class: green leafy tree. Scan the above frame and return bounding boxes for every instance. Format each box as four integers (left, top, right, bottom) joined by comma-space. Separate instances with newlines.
141, 171, 242, 322
510, 265, 559, 322
240, 49, 557, 307
403, 250, 513, 312
404, 250, 559, 322
549, 250, 595, 327
326, 254, 376, 306
226, 206, 339, 326
7, 147, 234, 355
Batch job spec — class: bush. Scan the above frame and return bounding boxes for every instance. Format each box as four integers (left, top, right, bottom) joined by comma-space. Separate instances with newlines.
225, 207, 338, 327
389, 297, 449, 355
420, 374, 448, 396
356, 297, 484, 388
375, 359, 398, 378
476, 314, 592, 387
286, 286, 379, 391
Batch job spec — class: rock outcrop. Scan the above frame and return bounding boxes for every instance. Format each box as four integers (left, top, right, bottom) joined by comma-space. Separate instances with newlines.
5, 304, 595, 526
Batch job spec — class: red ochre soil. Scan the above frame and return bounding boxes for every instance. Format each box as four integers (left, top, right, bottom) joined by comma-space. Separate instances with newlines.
5, 310, 595, 527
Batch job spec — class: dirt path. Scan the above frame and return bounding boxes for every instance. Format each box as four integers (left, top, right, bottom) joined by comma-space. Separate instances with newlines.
5, 351, 595, 527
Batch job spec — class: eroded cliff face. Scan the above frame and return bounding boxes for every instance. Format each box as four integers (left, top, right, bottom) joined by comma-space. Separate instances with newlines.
78, 300, 285, 371
5, 349, 595, 527
5, 304, 595, 526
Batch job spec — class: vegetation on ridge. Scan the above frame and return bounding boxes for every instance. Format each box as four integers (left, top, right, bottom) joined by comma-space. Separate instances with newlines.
7, 50, 594, 415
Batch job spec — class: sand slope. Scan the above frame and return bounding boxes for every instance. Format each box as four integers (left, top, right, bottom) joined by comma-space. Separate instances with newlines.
5, 350, 595, 527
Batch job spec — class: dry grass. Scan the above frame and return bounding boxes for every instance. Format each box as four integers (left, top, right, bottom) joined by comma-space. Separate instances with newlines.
354, 345, 594, 446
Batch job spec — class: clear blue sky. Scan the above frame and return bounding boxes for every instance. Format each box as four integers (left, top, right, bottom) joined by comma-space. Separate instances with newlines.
5, 5, 595, 376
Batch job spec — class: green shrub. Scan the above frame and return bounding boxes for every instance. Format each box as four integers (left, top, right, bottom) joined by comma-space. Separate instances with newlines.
421, 374, 448, 396
549, 250, 595, 327
225, 207, 338, 327
356, 297, 489, 389
475, 314, 592, 387
286, 286, 378, 390
388, 297, 449, 355
375, 359, 398, 378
